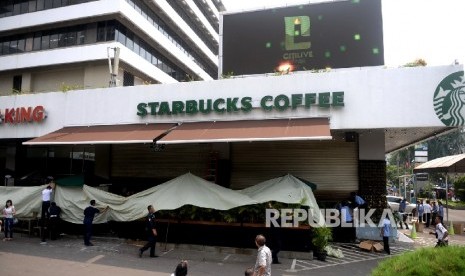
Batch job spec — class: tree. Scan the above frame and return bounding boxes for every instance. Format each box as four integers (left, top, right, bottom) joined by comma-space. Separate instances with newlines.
427, 128, 465, 160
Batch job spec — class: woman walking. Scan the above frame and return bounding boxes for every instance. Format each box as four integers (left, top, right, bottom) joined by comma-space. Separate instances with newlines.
3, 199, 16, 241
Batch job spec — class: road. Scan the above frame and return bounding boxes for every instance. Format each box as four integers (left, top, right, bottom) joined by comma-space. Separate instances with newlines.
444, 207, 465, 224
0, 235, 413, 276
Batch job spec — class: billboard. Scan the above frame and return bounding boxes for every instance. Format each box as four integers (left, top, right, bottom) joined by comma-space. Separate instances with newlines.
221, 0, 384, 76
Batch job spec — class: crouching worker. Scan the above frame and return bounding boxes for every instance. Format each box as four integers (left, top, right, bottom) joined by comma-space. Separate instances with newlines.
430, 216, 448, 247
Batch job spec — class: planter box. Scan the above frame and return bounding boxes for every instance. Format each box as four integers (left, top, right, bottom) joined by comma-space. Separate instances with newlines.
453, 223, 464, 235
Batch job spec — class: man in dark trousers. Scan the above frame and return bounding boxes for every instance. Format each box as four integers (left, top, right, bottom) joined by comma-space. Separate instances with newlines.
83, 200, 106, 246
48, 202, 61, 240
139, 205, 158, 258
40, 182, 55, 244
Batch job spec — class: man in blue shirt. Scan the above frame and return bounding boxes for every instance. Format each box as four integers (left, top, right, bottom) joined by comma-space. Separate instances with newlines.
83, 200, 106, 246
350, 192, 367, 209
380, 217, 391, 255
398, 198, 409, 229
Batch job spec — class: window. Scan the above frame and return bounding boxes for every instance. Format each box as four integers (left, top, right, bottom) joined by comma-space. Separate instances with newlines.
123, 71, 134, 86
33, 32, 41, 50
13, 75, 22, 92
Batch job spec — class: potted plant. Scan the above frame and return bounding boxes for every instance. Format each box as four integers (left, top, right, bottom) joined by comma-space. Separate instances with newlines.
312, 226, 333, 261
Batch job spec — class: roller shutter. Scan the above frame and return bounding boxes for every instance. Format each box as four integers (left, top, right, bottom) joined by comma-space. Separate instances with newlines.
230, 141, 358, 200
111, 144, 210, 180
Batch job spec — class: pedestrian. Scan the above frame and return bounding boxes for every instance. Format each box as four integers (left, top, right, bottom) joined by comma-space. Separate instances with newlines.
48, 202, 61, 240
417, 200, 424, 223
398, 198, 409, 229
2, 199, 16, 241
170, 260, 188, 276
139, 205, 158, 258
83, 199, 107, 246
380, 217, 391, 255
40, 182, 54, 244
253, 234, 272, 276
431, 201, 438, 226
244, 267, 254, 276
438, 201, 444, 225
423, 200, 432, 228
430, 216, 448, 247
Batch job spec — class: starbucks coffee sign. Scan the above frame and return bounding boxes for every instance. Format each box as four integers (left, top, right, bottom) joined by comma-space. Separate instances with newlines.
137, 92, 344, 117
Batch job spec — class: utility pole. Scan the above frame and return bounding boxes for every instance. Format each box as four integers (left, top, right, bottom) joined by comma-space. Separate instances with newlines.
107, 47, 120, 87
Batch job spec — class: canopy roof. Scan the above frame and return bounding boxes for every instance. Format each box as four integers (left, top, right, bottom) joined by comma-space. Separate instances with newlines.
413, 153, 465, 173
23, 124, 175, 145
157, 118, 331, 144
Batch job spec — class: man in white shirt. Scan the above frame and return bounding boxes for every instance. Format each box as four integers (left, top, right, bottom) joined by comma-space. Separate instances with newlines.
432, 216, 449, 247
40, 182, 55, 244
253, 235, 272, 276
423, 200, 432, 228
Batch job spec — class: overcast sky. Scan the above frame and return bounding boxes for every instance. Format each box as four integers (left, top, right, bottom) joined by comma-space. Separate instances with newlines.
221, 0, 465, 67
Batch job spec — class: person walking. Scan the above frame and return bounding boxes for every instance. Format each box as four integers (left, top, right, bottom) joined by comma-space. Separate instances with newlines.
398, 198, 409, 229
83, 200, 107, 246
417, 200, 424, 223
431, 201, 439, 226
423, 200, 432, 228
380, 217, 391, 255
438, 201, 444, 225
139, 205, 158, 258
3, 199, 16, 241
253, 235, 272, 276
40, 183, 54, 244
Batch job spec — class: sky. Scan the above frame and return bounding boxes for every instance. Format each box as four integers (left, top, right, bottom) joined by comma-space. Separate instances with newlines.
221, 0, 465, 67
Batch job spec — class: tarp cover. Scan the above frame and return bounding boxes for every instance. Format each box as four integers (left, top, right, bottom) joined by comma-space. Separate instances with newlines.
240, 174, 320, 209
0, 173, 321, 224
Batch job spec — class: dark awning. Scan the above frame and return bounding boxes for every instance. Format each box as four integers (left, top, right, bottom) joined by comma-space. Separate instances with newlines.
157, 118, 331, 144
23, 124, 176, 145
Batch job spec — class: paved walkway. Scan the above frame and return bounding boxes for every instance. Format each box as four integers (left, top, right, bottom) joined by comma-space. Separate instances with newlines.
397, 221, 465, 248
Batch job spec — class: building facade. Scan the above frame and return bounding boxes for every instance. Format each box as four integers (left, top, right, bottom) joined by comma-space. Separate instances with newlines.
0, 0, 224, 95
1, 64, 462, 202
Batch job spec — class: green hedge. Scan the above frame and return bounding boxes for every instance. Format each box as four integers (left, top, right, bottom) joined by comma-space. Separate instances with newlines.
371, 246, 465, 276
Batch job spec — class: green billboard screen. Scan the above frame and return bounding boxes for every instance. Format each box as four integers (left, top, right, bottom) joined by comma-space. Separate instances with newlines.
221, 0, 384, 75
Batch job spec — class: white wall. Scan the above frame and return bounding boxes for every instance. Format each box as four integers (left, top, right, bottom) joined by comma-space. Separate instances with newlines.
0, 65, 462, 139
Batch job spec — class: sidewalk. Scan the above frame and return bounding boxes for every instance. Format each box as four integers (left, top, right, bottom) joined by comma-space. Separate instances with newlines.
397, 222, 465, 248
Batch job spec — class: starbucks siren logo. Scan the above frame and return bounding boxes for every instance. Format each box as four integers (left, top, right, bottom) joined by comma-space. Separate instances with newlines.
434, 71, 465, 126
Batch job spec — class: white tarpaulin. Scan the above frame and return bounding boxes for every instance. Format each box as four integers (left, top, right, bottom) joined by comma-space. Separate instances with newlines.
1, 173, 321, 224
240, 174, 321, 211
1, 173, 258, 224
0, 186, 44, 217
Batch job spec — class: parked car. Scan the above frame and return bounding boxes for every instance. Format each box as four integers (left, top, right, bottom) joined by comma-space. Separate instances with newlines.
386, 196, 416, 214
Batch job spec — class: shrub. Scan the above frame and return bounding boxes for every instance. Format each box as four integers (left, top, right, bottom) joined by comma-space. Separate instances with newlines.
454, 176, 465, 200
371, 246, 465, 276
